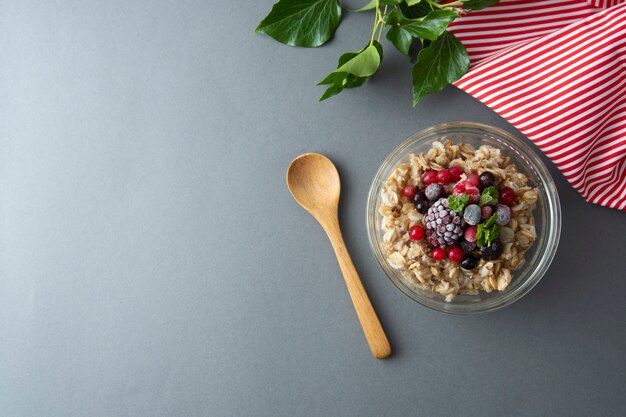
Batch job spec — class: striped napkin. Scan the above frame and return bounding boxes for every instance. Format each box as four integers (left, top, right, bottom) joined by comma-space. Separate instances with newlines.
447, 0, 626, 210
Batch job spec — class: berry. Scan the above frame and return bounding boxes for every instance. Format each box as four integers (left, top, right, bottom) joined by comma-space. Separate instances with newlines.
459, 239, 477, 253
422, 170, 438, 185
464, 226, 478, 242
463, 204, 481, 225
460, 256, 477, 270
496, 204, 511, 225
499, 187, 516, 206
448, 166, 463, 182
437, 169, 452, 184
467, 173, 481, 187
409, 225, 425, 240
415, 200, 429, 214
481, 205, 493, 219
425, 183, 445, 201
402, 185, 416, 199
452, 181, 480, 203
412, 190, 427, 203
431, 247, 446, 261
479, 171, 496, 189
481, 239, 503, 260
447, 245, 464, 263
424, 198, 465, 247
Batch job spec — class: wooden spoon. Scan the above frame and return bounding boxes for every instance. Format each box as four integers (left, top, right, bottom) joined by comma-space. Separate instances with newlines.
286, 153, 391, 360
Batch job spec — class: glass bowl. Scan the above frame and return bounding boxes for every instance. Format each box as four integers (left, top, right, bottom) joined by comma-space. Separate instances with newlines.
367, 122, 561, 314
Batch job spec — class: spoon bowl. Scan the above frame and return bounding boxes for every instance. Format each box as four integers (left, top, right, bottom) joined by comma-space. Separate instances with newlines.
286, 153, 391, 359
286, 153, 340, 214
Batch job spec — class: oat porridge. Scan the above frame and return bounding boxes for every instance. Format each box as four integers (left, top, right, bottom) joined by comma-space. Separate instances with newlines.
378, 139, 538, 302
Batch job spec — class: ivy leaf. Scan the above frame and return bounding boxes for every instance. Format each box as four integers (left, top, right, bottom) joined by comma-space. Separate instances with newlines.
478, 185, 499, 206
255, 0, 342, 47
386, 10, 413, 56
462, 0, 499, 11
401, 10, 457, 41
346, 0, 376, 12
411, 30, 469, 105
398, 1, 432, 19
318, 41, 382, 101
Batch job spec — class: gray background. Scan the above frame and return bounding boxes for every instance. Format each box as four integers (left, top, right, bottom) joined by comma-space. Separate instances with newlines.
1, 1, 625, 416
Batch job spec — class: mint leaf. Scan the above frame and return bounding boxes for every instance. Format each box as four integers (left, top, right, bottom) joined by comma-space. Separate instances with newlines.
401, 10, 457, 41
462, 0, 499, 11
255, 0, 342, 48
478, 185, 499, 206
476, 213, 500, 247
318, 41, 382, 101
448, 194, 469, 213
411, 30, 469, 105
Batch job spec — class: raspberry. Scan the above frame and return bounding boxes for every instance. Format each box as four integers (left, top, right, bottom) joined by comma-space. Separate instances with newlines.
453, 181, 480, 203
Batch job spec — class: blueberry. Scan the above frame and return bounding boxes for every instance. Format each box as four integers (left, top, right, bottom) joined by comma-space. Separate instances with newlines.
425, 183, 445, 201
412, 191, 427, 204
459, 239, 476, 253
463, 204, 481, 225
481, 239, 503, 260
496, 204, 511, 225
460, 256, 477, 270
415, 200, 429, 213
479, 171, 496, 189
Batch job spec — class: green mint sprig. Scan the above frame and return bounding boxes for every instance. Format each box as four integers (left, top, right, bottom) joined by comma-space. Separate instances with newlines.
478, 186, 499, 206
476, 213, 500, 247
255, 0, 499, 105
448, 194, 469, 213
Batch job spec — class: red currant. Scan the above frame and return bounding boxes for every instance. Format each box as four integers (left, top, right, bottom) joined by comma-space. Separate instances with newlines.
466, 173, 481, 188
447, 245, 464, 263
448, 166, 463, 182
436, 169, 452, 184
431, 247, 446, 261
422, 170, 438, 185
402, 185, 416, 199
408, 225, 424, 240
464, 226, 477, 243
499, 187, 516, 206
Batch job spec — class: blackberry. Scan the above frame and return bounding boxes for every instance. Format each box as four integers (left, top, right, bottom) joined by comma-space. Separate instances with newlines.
423, 198, 465, 247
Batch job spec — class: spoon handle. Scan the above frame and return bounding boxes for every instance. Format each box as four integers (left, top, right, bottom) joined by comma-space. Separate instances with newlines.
322, 217, 392, 360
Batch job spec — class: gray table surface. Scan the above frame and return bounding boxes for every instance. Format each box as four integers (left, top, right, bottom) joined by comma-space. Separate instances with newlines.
1, 1, 625, 416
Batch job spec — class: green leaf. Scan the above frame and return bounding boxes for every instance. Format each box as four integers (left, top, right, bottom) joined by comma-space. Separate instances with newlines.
462, 0, 499, 11
401, 10, 457, 41
335, 44, 381, 77
476, 213, 500, 247
318, 41, 382, 101
399, 1, 432, 19
478, 185, 499, 206
405, 0, 422, 5
448, 194, 470, 213
346, 0, 376, 12
411, 30, 469, 105
386, 10, 413, 56
382, 0, 403, 4
255, 0, 342, 47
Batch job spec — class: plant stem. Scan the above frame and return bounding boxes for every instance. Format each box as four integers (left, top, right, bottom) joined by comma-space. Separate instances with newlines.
369, 0, 380, 46
376, 5, 388, 42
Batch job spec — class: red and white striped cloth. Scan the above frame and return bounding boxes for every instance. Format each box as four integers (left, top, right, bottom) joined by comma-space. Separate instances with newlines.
447, 0, 626, 210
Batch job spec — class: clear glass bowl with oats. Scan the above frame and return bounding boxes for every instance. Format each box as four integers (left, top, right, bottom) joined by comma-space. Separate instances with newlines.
367, 122, 561, 314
